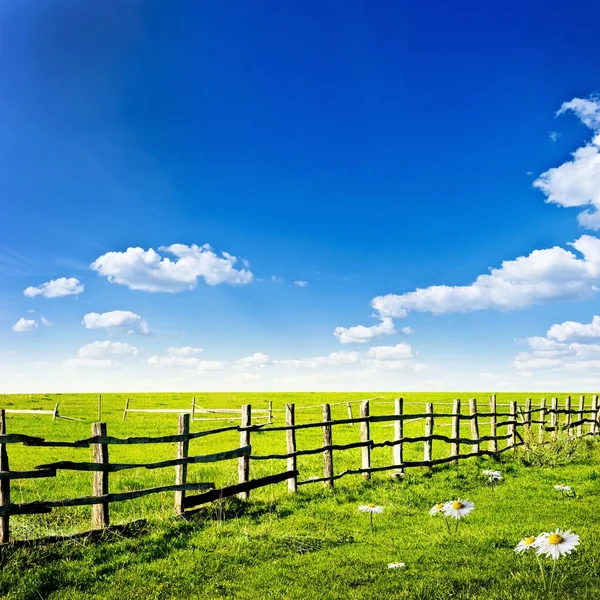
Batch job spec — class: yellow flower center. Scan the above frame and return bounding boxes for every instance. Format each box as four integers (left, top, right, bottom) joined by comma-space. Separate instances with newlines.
548, 534, 563, 545
525, 536, 536, 546
452, 501, 464, 510
368, 503, 377, 508
435, 503, 444, 510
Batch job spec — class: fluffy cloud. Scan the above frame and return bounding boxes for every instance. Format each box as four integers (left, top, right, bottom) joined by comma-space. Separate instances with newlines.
78, 341, 139, 358
372, 235, 600, 317
557, 96, 600, 130
401, 326, 414, 334
237, 353, 272, 369
366, 343, 414, 360
24, 277, 83, 298
148, 355, 226, 370
63, 358, 117, 369
167, 347, 203, 357
82, 310, 151, 335
294, 280, 308, 288
90, 244, 253, 292
11, 318, 38, 332
40, 317, 52, 327
334, 317, 395, 344
547, 316, 600, 342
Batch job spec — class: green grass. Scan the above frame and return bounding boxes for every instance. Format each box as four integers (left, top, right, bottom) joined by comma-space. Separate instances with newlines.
0, 392, 598, 599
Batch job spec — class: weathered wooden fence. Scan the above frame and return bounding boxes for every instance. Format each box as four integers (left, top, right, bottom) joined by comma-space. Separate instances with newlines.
1, 394, 599, 544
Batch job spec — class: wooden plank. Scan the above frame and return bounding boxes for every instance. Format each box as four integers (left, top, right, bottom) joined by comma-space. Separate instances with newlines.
174, 414, 190, 516
550, 397, 558, 440
508, 401, 517, 448
5, 410, 55, 415
183, 470, 297, 510
489, 394, 497, 453
322, 404, 334, 488
577, 395, 585, 437
469, 398, 479, 454
346, 403, 354, 425
250, 441, 370, 460
393, 397, 404, 477
424, 403, 433, 464
0, 410, 9, 543
268, 401, 273, 425
1, 482, 216, 517
91, 422, 109, 528
286, 404, 297, 493
592, 395, 599, 435
539, 398, 546, 443
238, 405, 251, 500
0, 469, 55, 480
360, 401, 370, 480
451, 399, 460, 462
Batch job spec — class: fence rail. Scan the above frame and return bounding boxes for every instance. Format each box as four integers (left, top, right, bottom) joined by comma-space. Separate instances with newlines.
1, 394, 599, 545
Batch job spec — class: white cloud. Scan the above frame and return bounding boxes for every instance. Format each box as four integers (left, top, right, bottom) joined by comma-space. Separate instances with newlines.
366, 343, 414, 360
372, 235, 600, 317
40, 317, 52, 327
277, 351, 362, 369
78, 341, 139, 358
549, 131, 561, 142
148, 355, 226, 371
557, 96, 600, 130
63, 358, 117, 369
168, 346, 203, 357
547, 315, 600, 342
82, 310, 151, 335
401, 326, 414, 334
11, 318, 38, 332
237, 353, 272, 369
24, 277, 83, 298
294, 280, 308, 288
334, 317, 395, 344
90, 244, 253, 292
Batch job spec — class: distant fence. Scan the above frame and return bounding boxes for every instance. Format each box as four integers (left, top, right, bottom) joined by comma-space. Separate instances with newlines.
1, 394, 599, 544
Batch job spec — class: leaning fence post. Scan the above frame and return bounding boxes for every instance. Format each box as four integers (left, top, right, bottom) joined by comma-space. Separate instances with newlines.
52, 403, 59, 421
539, 398, 547, 443
508, 401, 517, 449
393, 397, 404, 477
268, 401, 273, 425
286, 404, 297, 493
489, 395, 497, 453
191, 397, 196, 423
122, 399, 129, 420
91, 422, 109, 528
360, 400, 371, 479
238, 405, 251, 499
347, 402, 354, 425
469, 398, 479, 455
0, 410, 10, 543
174, 413, 190, 516
450, 399, 461, 462
322, 404, 334, 488
424, 402, 434, 465
564, 395, 572, 431
524, 398, 532, 431
591, 395, 599, 435
577, 395, 585, 437
550, 397, 558, 440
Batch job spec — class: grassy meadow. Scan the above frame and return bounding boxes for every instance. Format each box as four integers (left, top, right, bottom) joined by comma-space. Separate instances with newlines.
0, 392, 599, 599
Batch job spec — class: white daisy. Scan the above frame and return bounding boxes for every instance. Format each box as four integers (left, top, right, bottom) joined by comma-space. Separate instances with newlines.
536, 529, 579, 560
553, 484, 571, 492
358, 503, 384, 514
387, 562, 405, 569
514, 535, 538, 553
442, 499, 475, 520
429, 502, 446, 516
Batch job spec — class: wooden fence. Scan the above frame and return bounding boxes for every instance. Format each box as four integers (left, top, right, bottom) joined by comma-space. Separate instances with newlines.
1, 394, 599, 544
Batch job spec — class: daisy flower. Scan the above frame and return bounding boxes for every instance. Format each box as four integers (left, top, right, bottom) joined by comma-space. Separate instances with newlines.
553, 484, 571, 492
358, 503, 384, 514
387, 562, 405, 569
429, 502, 445, 516
514, 535, 538, 553
536, 529, 580, 560
442, 499, 474, 520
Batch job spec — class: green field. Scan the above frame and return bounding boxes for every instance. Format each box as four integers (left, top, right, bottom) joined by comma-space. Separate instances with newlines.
0, 392, 598, 599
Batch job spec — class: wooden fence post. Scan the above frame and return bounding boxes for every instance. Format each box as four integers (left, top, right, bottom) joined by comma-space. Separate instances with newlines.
539, 398, 547, 443
424, 402, 434, 464
564, 396, 572, 430
360, 401, 371, 480
191, 397, 196, 423
91, 422, 109, 528
550, 397, 558, 440
577, 395, 585, 437
122, 398, 129, 420
322, 404, 334, 488
268, 401, 273, 425
347, 403, 354, 425
591, 395, 599, 435
286, 404, 297, 493
52, 403, 59, 421
451, 399, 461, 462
596, 404, 600, 437
238, 405, 251, 499
489, 395, 497, 453
393, 397, 404, 477
0, 410, 10, 543
524, 398, 532, 431
508, 401, 517, 449
469, 398, 479, 455
174, 413, 190, 515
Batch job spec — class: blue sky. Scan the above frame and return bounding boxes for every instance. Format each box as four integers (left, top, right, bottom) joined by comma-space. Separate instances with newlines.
2, 0, 600, 392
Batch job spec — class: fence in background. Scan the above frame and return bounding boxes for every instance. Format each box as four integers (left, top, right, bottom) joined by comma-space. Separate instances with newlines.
1, 394, 599, 544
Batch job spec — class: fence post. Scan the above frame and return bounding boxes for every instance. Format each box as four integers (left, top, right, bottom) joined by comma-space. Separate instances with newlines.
122, 399, 129, 420
508, 401, 517, 449
469, 398, 479, 455
359, 400, 371, 480
451, 399, 461, 462
268, 401, 273, 425
393, 397, 404, 477
238, 405, 251, 499
489, 395, 497, 453
539, 398, 547, 443
524, 398, 532, 431
577, 395, 585, 437
0, 410, 10, 543
424, 402, 434, 465
564, 395, 572, 431
550, 397, 558, 440
596, 404, 600, 437
191, 397, 196, 423
174, 413, 190, 516
52, 403, 59, 421
91, 422, 109, 528
591, 395, 599, 435
347, 402, 354, 425
322, 404, 334, 488
286, 404, 297, 493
